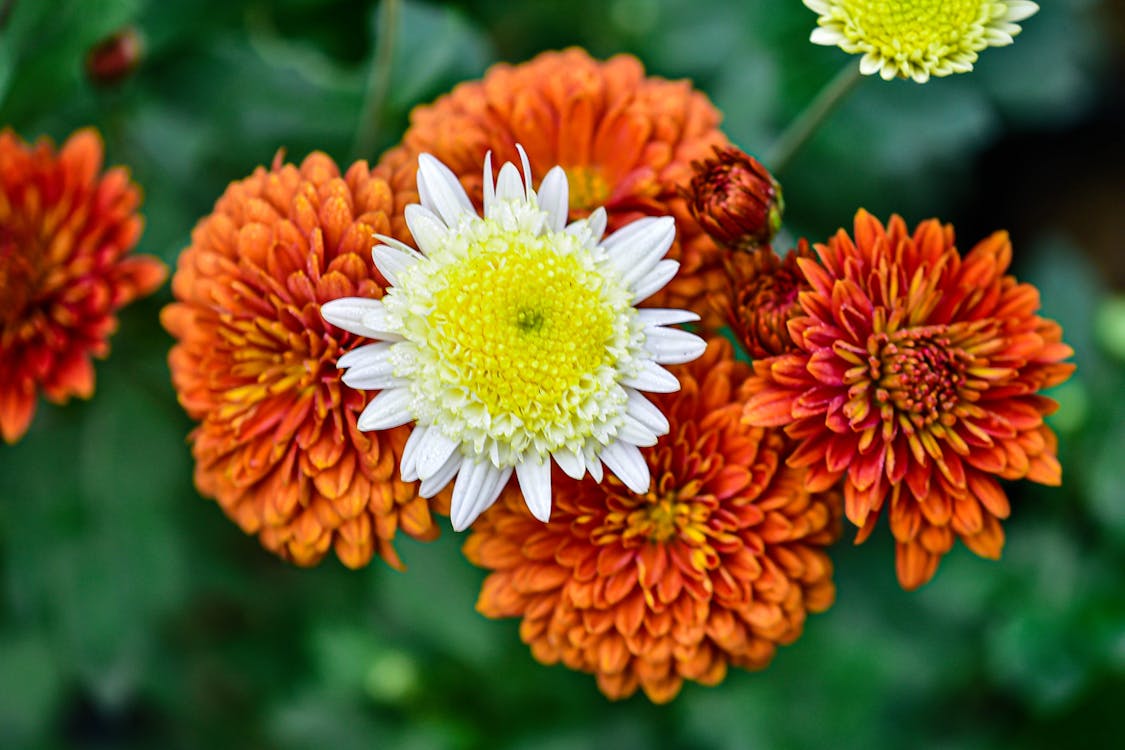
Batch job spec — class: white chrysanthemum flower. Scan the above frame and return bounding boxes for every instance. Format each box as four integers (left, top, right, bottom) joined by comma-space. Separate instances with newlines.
803, 0, 1040, 83
322, 148, 705, 531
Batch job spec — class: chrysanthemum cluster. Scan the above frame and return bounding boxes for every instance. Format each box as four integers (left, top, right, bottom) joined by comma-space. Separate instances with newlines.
146, 40, 1072, 704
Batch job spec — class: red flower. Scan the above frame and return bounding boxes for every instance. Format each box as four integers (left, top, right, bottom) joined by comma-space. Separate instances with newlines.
743, 210, 1074, 589
162, 152, 445, 569
0, 127, 165, 443
465, 340, 840, 703
373, 48, 729, 322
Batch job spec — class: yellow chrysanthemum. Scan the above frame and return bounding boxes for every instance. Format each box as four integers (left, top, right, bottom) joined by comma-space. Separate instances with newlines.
803, 0, 1040, 83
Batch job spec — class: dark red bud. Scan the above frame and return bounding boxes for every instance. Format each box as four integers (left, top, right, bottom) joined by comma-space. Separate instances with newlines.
686, 146, 783, 252
85, 27, 143, 87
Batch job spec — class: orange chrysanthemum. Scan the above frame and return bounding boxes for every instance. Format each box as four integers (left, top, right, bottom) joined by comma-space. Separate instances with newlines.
0, 127, 165, 443
743, 210, 1074, 589
465, 339, 840, 703
162, 152, 444, 569
718, 242, 814, 360
375, 48, 729, 322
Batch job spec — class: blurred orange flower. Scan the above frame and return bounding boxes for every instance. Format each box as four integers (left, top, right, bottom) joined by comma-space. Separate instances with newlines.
0, 127, 165, 443
162, 152, 444, 569
743, 210, 1074, 589
465, 339, 839, 703
375, 48, 729, 321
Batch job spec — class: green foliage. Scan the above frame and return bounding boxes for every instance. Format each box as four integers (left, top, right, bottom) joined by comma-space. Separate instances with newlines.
1, 1, 1122, 748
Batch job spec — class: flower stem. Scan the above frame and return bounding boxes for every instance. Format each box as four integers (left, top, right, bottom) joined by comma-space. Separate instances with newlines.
351, 0, 400, 162
767, 62, 863, 174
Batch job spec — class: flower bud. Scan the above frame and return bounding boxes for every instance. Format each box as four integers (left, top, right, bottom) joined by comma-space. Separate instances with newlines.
686, 146, 783, 251
85, 27, 143, 87
718, 242, 812, 359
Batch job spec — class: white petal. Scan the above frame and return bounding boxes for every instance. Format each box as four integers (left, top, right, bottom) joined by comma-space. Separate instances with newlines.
537, 166, 569, 232
644, 327, 706, 365
373, 233, 421, 257
564, 206, 608, 244
983, 28, 1014, 46
1006, 1, 1039, 22
482, 151, 495, 216
603, 216, 675, 285
600, 441, 651, 494
450, 459, 511, 531
341, 345, 405, 390
449, 459, 489, 529
515, 459, 552, 522
399, 425, 427, 482
404, 204, 450, 255
517, 144, 534, 202
617, 414, 659, 447
859, 53, 883, 76
336, 341, 389, 370
359, 303, 403, 341
810, 27, 844, 46
622, 360, 681, 393
322, 298, 392, 339
357, 387, 414, 431
631, 259, 679, 303
584, 207, 608, 242
636, 308, 700, 327
415, 428, 459, 480
371, 242, 421, 286
417, 153, 474, 227
419, 450, 462, 498
494, 161, 524, 203
552, 447, 586, 480
586, 457, 603, 483
625, 388, 670, 436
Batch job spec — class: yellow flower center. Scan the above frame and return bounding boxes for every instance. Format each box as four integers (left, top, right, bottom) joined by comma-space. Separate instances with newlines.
427, 235, 615, 428
631, 495, 693, 543
836, 0, 993, 58
386, 205, 643, 462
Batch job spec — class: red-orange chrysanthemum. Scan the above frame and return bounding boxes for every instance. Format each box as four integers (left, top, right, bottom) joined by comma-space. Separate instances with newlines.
717, 242, 814, 360
465, 339, 840, 703
162, 152, 445, 569
375, 48, 729, 322
743, 210, 1074, 589
0, 127, 165, 443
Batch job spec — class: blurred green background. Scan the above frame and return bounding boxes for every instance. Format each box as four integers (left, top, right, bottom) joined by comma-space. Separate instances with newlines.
2, 0, 1124, 747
